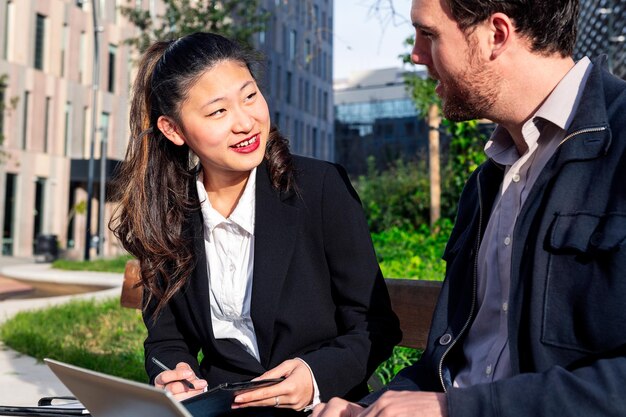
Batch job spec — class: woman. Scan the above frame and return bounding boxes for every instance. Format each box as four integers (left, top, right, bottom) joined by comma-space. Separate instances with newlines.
110, 32, 400, 414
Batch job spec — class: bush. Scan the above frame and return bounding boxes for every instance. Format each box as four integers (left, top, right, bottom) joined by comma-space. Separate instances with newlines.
372, 220, 452, 281
354, 157, 431, 234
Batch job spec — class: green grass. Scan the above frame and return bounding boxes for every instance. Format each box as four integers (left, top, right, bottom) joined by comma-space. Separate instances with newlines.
0, 297, 148, 382
52, 254, 134, 273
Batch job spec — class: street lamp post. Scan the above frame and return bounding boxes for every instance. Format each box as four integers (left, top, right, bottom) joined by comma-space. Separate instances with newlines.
97, 122, 107, 256
84, 1, 102, 261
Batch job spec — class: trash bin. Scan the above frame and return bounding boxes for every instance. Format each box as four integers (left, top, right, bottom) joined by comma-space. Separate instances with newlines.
34, 234, 59, 262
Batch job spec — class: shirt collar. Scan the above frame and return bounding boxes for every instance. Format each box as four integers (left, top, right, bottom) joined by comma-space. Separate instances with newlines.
485, 57, 592, 164
196, 168, 257, 236
534, 56, 592, 131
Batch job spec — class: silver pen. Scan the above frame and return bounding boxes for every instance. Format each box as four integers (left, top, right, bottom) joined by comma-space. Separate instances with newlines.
150, 356, 196, 389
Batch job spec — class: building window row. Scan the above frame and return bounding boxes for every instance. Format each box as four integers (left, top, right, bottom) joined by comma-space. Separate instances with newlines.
8, 9, 118, 93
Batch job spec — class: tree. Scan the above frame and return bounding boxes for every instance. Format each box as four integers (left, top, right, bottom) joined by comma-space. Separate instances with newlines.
120, 0, 269, 53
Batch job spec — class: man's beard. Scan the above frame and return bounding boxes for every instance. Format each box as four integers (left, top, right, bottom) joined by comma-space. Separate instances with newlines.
439, 42, 499, 122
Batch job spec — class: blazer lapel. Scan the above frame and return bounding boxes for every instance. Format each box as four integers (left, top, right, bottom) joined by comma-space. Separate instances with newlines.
251, 162, 299, 368
185, 208, 215, 344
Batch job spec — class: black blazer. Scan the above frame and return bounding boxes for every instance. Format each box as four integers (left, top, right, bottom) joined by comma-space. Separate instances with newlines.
143, 156, 401, 402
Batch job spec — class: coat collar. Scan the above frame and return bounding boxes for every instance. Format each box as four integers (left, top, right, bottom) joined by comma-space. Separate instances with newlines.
250, 159, 299, 368
557, 55, 613, 161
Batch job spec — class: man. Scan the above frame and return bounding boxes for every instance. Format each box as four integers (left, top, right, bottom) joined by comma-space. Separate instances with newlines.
313, 0, 626, 416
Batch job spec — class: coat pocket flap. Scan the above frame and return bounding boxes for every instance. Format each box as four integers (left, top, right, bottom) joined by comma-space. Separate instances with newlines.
548, 212, 626, 253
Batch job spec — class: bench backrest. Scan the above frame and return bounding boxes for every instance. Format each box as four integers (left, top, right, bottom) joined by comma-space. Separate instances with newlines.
120, 260, 442, 350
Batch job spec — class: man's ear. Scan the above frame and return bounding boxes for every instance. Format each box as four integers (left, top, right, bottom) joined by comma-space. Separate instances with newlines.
488, 12, 514, 59
157, 115, 185, 146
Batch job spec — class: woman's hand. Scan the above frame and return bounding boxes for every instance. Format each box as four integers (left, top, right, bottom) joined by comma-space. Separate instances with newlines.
232, 359, 314, 411
154, 362, 208, 401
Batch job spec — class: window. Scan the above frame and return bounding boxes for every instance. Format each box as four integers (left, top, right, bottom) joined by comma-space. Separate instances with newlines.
75, 0, 84, 8
3, 173, 17, 255
3, 1, 13, 60
318, 88, 323, 118
22, 91, 29, 149
312, 127, 318, 157
289, 30, 297, 62
79, 32, 86, 83
305, 39, 311, 67
100, 111, 110, 166
286, 71, 292, 104
100, 112, 110, 149
323, 91, 328, 120
274, 111, 281, 127
107, 44, 117, 93
34, 14, 46, 70
61, 24, 68, 76
44, 97, 51, 152
259, 8, 267, 45
33, 177, 46, 241
304, 81, 310, 112
64, 102, 73, 156
82, 106, 89, 157
276, 65, 282, 99
0, 82, 5, 139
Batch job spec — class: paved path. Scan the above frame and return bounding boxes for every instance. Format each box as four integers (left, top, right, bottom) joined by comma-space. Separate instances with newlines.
0, 256, 123, 407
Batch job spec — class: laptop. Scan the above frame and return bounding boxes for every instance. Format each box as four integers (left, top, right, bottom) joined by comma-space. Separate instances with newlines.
44, 358, 192, 417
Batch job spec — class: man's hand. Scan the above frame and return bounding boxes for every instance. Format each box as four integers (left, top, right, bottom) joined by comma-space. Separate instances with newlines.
312, 391, 447, 417
312, 398, 364, 417
154, 362, 207, 401
361, 391, 447, 417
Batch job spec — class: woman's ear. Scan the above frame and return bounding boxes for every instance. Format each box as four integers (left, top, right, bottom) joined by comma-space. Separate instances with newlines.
157, 116, 185, 146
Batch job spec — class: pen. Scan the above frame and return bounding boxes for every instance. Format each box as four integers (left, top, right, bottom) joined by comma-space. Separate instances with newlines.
150, 357, 196, 389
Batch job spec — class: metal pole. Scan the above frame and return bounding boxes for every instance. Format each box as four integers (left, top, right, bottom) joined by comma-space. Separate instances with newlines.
97, 123, 107, 256
84, 0, 101, 261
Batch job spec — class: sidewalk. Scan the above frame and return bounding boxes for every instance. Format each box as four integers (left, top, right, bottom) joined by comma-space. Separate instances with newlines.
0, 256, 124, 407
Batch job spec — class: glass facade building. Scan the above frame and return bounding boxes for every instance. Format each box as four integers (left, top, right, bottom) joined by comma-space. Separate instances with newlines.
254, 0, 335, 161
334, 67, 429, 175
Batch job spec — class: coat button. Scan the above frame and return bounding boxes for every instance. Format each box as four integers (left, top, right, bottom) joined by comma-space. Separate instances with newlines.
439, 333, 453, 346
590, 232, 603, 246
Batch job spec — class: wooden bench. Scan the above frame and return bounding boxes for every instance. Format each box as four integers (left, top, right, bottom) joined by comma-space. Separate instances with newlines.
121, 259, 441, 351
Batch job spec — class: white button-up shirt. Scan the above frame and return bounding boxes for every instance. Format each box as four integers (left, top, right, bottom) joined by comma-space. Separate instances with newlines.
197, 168, 260, 360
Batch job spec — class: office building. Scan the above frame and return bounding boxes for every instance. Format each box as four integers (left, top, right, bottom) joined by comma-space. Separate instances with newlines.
0, 0, 138, 259
334, 67, 429, 175
254, 0, 334, 161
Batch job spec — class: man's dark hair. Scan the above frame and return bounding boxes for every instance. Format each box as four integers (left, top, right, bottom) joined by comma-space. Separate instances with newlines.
445, 0, 579, 57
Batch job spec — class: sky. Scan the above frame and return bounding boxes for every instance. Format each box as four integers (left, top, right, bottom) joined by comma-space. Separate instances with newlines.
333, 0, 414, 80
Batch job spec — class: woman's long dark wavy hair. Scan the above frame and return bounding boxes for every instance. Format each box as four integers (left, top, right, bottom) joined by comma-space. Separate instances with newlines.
110, 32, 295, 315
